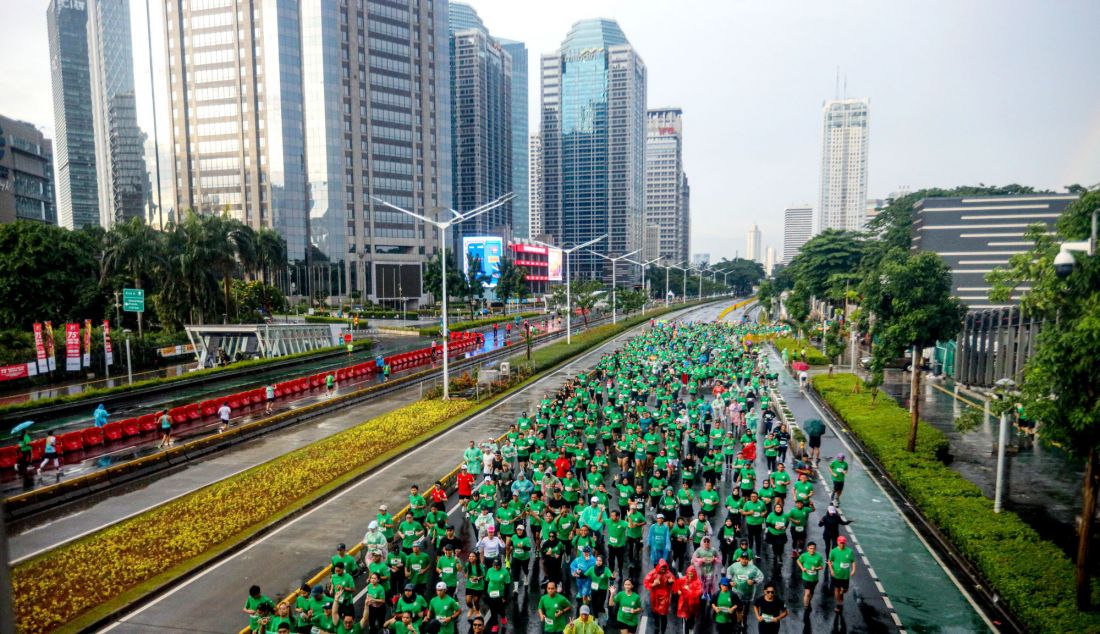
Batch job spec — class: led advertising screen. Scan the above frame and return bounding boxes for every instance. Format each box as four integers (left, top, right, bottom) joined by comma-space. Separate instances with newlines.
547, 247, 564, 281
462, 236, 504, 287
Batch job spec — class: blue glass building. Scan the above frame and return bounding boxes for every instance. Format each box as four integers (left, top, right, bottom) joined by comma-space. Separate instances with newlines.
540, 19, 646, 282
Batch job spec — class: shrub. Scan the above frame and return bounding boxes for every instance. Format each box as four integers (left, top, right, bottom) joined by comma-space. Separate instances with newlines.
812, 373, 1100, 632
773, 336, 830, 365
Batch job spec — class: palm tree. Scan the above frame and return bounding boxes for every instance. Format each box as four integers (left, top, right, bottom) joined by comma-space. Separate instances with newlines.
253, 227, 287, 285
102, 218, 161, 337
204, 210, 257, 322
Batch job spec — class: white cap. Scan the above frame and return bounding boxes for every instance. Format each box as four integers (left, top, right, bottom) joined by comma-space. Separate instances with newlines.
368, 521, 379, 530
379, 504, 388, 511
436, 582, 448, 591
590, 496, 599, 503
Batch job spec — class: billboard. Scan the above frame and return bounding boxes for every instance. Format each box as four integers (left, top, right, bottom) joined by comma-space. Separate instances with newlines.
462, 236, 504, 288
547, 248, 563, 281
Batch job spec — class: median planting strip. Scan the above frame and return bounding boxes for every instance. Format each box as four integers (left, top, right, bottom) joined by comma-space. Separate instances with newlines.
773, 336, 830, 365
15, 300, 719, 634
811, 373, 1100, 633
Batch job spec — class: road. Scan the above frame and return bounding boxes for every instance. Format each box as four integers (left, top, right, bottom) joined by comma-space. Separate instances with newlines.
96, 302, 728, 633
767, 355, 993, 631
91, 301, 960, 634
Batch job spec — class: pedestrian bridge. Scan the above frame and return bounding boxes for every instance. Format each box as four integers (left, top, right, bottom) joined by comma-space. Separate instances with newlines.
183, 323, 343, 367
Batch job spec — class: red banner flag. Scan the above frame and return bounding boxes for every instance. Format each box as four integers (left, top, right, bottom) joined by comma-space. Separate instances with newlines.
83, 319, 92, 367
33, 323, 47, 373
44, 321, 56, 371
65, 323, 81, 372
103, 320, 114, 366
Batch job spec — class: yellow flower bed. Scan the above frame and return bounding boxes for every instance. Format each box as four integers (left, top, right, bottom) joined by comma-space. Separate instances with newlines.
12, 398, 473, 634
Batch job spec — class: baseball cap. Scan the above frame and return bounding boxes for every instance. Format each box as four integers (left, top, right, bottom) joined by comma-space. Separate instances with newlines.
590, 496, 599, 503
436, 582, 447, 591
404, 583, 416, 591
337, 543, 346, 550
487, 525, 496, 533
579, 605, 591, 615
656, 513, 665, 520
838, 536, 847, 544
379, 504, 388, 511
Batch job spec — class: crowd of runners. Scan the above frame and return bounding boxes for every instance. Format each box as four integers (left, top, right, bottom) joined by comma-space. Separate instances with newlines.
244, 319, 860, 634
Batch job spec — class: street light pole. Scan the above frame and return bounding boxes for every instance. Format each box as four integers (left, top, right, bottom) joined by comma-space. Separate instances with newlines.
664, 265, 670, 308
589, 248, 641, 324
534, 235, 606, 345
992, 377, 1016, 513
624, 257, 660, 316
372, 192, 514, 399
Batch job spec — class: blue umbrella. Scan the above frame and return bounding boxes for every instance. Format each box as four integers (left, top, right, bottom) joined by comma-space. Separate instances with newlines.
10, 420, 34, 435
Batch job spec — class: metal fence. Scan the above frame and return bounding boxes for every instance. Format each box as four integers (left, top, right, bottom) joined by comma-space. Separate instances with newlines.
954, 306, 1043, 388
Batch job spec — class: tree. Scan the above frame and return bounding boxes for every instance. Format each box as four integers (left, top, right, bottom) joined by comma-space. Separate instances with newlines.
204, 212, 256, 320
0, 222, 103, 330
232, 280, 288, 319
987, 189, 1100, 608
253, 227, 287, 284
861, 249, 965, 452
571, 280, 603, 326
495, 257, 529, 311
423, 253, 468, 307
103, 217, 162, 337
616, 287, 646, 314
785, 229, 868, 306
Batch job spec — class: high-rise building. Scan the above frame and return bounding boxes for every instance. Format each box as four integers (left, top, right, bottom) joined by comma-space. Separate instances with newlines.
764, 246, 776, 276
499, 38, 528, 240
164, 0, 451, 304
48, 0, 99, 229
642, 223, 660, 263
691, 253, 710, 268
448, 3, 512, 250
87, 0, 147, 227
746, 223, 761, 263
645, 107, 689, 264
0, 115, 56, 224
540, 19, 646, 282
818, 98, 869, 233
528, 133, 543, 238
164, 0, 307, 260
783, 204, 813, 262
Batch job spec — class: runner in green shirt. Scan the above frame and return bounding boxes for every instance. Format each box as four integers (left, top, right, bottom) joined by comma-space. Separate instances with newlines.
610, 579, 643, 632
797, 542, 826, 608
829, 536, 857, 613
428, 583, 462, 634
538, 581, 573, 633
405, 544, 431, 591
830, 453, 849, 505
711, 578, 740, 625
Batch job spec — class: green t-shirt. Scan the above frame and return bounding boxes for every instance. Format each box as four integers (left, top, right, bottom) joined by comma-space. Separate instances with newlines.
511, 534, 533, 561
787, 506, 810, 531
436, 554, 460, 587
399, 520, 423, 548
765, 511, 788, 536
713, 590, 737, 623
406, 551, 431, 584
626, 511, 646, 539
698, 489, 719, 512
798, 551, 825, 582
606, 518, 628, 548
486, 566, 511, 597
429, 595, 462, 634
539, 593, 572, 632
395, 594, 427, 623
794, 480, 814, 502
741, 499, 766, 525
614, 591, 643, 626
770, 470, 791, 494
587, 566, 613, 591
829, 547, 856, 580
830, 460, 849, 483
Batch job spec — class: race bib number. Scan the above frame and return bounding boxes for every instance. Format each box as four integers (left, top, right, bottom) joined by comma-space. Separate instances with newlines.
489, 590, 501, 598
840, 562, 850, 569
443, 567, 454, 574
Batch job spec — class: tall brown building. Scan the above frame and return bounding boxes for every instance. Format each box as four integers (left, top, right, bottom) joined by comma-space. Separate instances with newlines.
0, 115, 56, 225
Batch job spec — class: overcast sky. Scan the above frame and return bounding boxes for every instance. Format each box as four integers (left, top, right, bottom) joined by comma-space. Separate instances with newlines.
3, 0, 1098, 261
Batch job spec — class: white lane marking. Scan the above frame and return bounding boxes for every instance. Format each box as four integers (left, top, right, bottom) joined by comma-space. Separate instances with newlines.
892, 612, 904, 627
882, 596, 894, 610
785, 352, 997, 633
99, 306, 694, 632
875, 580, 886, 594
638, 615, 648, 634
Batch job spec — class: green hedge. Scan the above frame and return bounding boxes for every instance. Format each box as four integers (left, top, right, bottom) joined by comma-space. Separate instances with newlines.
416, 312, 543, 337
774, 336, 831, 365
0, 339, 373, 424
812, 373, 1100, 632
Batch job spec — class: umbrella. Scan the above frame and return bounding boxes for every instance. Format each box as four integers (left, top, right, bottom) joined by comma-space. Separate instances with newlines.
10, 420, 34, 435
791, 361, 810, 372
803, 418, 825, 437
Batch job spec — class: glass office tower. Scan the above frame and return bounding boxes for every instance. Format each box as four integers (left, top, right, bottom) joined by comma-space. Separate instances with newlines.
540, 19, 646, 282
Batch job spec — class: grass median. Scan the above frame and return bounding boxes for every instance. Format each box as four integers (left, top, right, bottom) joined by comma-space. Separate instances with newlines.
15, 299, 725, 633
812, 373, 1100, 633
773, 336, 830, 366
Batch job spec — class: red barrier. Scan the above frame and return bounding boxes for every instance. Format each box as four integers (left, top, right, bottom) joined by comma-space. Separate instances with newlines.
59, 431, 84, 453
0, 446, 17, 469
82, 427, 104, 447
185, 403, 201, 421
170, 407, 188, 425
103, 421, 124, 441
121, 419, 141, 438
30, 439, 45, 461
201, 400, 218, 417
138, 414, 158, 433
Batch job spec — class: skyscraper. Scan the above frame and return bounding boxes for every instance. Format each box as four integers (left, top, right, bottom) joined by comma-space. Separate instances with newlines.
764, 246, 776, 276
448, 3, 512, 249
818, 98, 869, 232
746, 223, 761, 263
645, 107, 689, 264
48, 0, 99, 229
88, 0, 147, 227
165, 0, 451, 304
529, 133, 543, 237
783, 204, 813, 262
0, 115, 56, 225
540, 19, 647, 282
499, 38, 529, 239
164, 0, 307, 261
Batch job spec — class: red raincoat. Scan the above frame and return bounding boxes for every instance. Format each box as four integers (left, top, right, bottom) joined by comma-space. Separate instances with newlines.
643, 559, 677, 616
741, 442, 757, 462
673, 567, 704, 620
